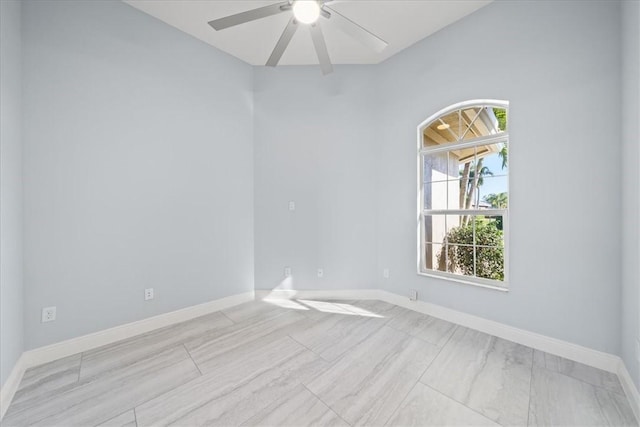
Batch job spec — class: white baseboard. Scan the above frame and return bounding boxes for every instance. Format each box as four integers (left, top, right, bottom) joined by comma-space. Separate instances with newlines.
375, 290, 621, 373
0, 291, 254, 421
0, 354, 27, 420
618, 359, 640, 422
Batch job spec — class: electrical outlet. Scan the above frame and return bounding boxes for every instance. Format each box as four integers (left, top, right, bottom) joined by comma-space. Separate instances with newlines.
317, 268, 324, 278
284, 267, 291, 277
288, 201, 296, 211
409, 289, 418, 301
144, 288, 154, 301
41, 306, 56, 323
383, 268, 390, 279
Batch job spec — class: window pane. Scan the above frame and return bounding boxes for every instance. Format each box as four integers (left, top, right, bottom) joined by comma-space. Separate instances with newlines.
423, 215, 447, 246
461, 106, 507, 140
422, 106, 507, 148
476, 176, 508, 209
454, 144, 508, 211
424, 181, 448, 210
445, 244, 474, 276
447, 179, 462, 209
423, 111, 460, 147
460, 107, 485, 141
478, 143, 508, 176
493, 107, 508, 132
445, 215, 465, 244
425, 242, 446, 271
424, 215, 506, 280
473, 216, 505, 281
475, 245, 505, 281
423, 153, 450, 183
473, 216, 505, 246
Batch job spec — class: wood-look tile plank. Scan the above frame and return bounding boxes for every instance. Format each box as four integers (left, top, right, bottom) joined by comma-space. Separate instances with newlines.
529, 366, 637, 426
347, 300, 407, 319
80, 312, 232, 380
385, 382, 500, 427
420, 327, 533, 426
3, 346, 199, 426
135, 340, 325, 426
533, 349, 625, 395
289, 312, 388, 362
166, 364, 300, 426
305, 325, 440, 426
241, 384, 348, 427
185, 310, 311, 372
9, 353, 81, 409
97, 409, 137, 427
221, 300, 288, 323
294, 299, 360, 321
386, 309, 457, 347
190, 329, 326, 381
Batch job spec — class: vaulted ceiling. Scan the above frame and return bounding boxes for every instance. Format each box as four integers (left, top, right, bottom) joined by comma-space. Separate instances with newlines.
123, 1, 492, 66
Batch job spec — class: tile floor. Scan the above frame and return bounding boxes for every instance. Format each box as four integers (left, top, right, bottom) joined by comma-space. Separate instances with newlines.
3, 299, 637, 426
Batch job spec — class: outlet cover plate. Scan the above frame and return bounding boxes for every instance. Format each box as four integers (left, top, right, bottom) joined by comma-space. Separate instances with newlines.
42, 306, 56, 323
144, 288, 154, 301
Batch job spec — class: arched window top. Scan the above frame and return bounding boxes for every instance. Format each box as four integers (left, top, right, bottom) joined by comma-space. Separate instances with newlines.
417, 100, 509, 290
419, 100, 508, 149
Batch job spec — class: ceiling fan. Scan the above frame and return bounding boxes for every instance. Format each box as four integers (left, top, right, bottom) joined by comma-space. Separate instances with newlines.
208, 1, 388, 75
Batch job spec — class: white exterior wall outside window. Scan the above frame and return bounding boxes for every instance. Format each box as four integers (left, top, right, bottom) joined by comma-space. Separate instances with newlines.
418, 100, 509, 290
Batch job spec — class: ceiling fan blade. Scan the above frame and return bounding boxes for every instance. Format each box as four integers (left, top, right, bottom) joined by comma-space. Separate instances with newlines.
323, 6, 387, 52
266, 17, 298, 67
310, 23, 333, 75
208, 1, 290, 31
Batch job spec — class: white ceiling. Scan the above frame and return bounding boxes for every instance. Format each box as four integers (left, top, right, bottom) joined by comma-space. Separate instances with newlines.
123, 1, 492, 66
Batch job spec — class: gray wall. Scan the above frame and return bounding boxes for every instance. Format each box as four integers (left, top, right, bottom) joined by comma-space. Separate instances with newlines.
375, 0, 622, 354
0, 0, 24, 387
621, 0, 640, 388
22, 0, 254, 349
253, 67, 378, 291
251, 1, 625, 357
5, 0, 632, 376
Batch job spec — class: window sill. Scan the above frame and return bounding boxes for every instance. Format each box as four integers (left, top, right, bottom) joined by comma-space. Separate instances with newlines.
417, 270, 509, 293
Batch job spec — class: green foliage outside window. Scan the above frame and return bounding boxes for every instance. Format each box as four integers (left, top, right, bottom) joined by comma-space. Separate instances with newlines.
438, 218, 504, 281
493, 108, 507, 131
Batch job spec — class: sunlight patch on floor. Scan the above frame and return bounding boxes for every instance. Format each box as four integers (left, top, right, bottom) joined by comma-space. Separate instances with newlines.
262, 298, 310, 311
262, 296, 384, 318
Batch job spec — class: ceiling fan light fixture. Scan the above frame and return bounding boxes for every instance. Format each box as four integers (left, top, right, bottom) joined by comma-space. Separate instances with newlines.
292, 1, 320, 24
437, 123, 450, 130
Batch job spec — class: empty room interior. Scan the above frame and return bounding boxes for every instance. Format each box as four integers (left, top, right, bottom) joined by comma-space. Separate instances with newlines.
1, 0, 639, 425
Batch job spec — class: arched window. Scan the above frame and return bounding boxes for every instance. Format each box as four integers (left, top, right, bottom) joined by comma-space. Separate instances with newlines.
417, 100, 509, 290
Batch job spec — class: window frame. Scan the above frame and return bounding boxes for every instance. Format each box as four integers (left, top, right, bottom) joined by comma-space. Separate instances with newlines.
416, 100, 510, 291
